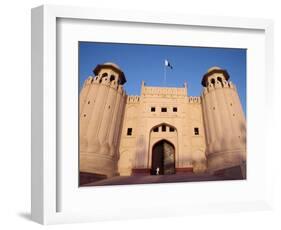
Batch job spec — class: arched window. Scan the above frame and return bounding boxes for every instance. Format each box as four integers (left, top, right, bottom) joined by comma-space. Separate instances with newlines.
110, 75, 115, 82
153, 127, 159, 132
101, 72, 108, 78
211, 78, 216, 84
217, 77, 223, 86
151, 124, 177, 133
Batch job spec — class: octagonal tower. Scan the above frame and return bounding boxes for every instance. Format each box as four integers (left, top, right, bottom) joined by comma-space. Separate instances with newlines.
80, 62, 127, 178
201, 67, 246, 176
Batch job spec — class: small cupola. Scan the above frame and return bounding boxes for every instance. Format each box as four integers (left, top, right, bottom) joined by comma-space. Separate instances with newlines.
201, 66, 230, 87
93, 62, 127, 85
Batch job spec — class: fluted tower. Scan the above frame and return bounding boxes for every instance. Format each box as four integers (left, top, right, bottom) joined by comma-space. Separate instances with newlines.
80, 63, 127, 177
201, 67, 246, 174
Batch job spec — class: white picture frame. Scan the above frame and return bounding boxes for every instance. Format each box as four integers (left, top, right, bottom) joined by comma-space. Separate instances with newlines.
31, 4, 274, 225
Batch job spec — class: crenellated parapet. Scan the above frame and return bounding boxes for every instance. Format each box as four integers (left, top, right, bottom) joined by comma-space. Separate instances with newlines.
188, 96, 201, 103
141, 84, 188, 98
203, 78, 237, 94
83, 74, 126, 89
83, 76, 94, 86
127, 95, 140, 103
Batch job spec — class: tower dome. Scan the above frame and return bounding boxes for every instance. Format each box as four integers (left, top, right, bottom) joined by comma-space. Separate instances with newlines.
207, 66, 222, 73
93, 62, 127, 85
201, 66, 229, 86
103, 62, 122, 71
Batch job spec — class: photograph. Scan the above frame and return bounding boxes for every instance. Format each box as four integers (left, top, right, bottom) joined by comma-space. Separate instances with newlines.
28, 3, 276, 225
78, 42, 247, 186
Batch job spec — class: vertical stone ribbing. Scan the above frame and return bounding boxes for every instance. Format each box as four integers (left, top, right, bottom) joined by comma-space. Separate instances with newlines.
80, 63, 127, 178
86, 77, 110, 153
201, 89, 211, 158
201, 67, 246, 174
209, 82, 224, 153
79, 76, 93, 115
203, 84, 217, 154
114, 87, 126, 155
80, 77, 101, 151
98, 80, 118, 155
201, 89, 210, 147
222, 86, 236, 144
232, 84, 246, 135
108, 86, 122, 155
114, 91, 127, 173
229, 83, 246, 160
215, 81, 232, 151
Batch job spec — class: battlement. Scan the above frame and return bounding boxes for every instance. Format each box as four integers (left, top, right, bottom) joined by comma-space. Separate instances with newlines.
82, 76, 127, 94
141, 85, 187, 98
127, 95, 140, 103
203, 80, 237, 95
188, 96, 201, 103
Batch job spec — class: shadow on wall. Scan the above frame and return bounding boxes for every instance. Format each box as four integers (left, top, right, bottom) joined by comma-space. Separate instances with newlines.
240, 122, 247, 146
18, 212, 32, 221
135, 135, 147, 167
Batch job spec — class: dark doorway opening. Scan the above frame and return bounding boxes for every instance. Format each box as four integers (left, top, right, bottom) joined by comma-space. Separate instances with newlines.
151, 140, 175, 175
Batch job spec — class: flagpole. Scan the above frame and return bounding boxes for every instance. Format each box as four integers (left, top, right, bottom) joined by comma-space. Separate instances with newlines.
164, 64, 166, 86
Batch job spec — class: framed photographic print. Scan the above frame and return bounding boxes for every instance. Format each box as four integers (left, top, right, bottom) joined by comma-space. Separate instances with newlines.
78, 42, 247, 187
31, 5, 274, 224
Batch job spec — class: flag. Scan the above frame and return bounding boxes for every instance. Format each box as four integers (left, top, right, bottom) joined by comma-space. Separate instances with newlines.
164, 59, 173, 69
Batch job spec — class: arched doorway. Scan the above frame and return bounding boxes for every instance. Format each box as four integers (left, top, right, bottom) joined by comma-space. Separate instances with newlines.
151, 140, 175, 175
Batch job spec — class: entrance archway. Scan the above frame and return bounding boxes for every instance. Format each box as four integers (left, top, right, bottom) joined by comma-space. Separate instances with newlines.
151, 140, 175, 175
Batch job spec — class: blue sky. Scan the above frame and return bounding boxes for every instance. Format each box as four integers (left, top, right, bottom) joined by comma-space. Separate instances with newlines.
79, 42, 246, 114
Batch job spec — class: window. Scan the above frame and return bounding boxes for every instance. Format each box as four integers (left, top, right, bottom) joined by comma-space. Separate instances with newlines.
110, 75, 115, 82
217, 77, 223, 85
162, 125, 166, 132
101, 73, 108, 78
153, 127, 159, 132
170, 127, 175, 132
87, 101, 90, 104
194, 127, 199, 135
151, 107, 156, 112
161, 107, 167, 112
100, 73, 108, 83
127, 128, 132, 136
173, 107, 177, 112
